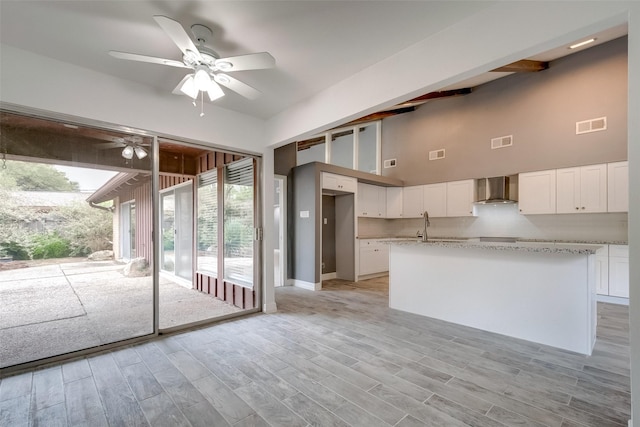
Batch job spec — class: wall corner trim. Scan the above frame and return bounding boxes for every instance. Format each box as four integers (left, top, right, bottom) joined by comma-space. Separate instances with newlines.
262, 302, 278, 314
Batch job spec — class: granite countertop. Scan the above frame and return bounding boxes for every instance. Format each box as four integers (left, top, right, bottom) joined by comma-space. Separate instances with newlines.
383, 239, 604, 255
358, 236, 628, 245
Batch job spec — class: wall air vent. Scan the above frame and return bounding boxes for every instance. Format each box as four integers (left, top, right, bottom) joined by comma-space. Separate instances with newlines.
576, 117, 607, 134
429, 149, 446, 161
383, 158, 397, 168
491, 135, 513, 150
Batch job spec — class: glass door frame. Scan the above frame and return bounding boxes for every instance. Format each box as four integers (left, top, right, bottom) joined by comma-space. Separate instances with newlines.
0, 104, 263, 374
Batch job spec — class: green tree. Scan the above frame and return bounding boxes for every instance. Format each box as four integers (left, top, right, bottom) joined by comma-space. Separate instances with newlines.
0, 160, 79, 191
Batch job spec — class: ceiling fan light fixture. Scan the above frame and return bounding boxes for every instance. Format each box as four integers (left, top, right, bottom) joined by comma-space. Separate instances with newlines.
134, 146, 148, 159
194, 66, 211, 91
177, 75, 198, 99
214, 74, 231, 85
216, 60, 232, 71
121, 145, 134, 160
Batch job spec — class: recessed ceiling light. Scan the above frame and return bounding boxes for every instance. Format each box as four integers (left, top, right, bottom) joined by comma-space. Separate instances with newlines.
63, 124, 78, 129
569, 38, 596, 49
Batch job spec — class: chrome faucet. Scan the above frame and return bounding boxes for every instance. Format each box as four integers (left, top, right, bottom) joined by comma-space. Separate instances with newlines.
422, 210, 430, 242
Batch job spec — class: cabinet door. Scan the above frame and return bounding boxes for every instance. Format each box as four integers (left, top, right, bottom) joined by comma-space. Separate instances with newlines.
556, 167, 581, 213
339, 176, 357, 193
402, 185, 424, 218
322, 172, 339, 191
423, 183, 447, 217
608, 161, 628, 212
357, 183, 376, 217
595, 256, 609, 295
518, 170, 556, 215
359, 241, 388, 275
386, 187, 403, 218
375, 186, 387, 217
609, 256, 629, 298
580, 164, 607, 213
446, 180, 476, 217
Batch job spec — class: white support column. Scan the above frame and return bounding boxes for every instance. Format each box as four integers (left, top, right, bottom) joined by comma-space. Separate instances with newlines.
262, 147, 277, 313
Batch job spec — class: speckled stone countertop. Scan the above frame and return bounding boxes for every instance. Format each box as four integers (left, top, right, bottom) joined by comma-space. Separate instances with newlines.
383, 239, 604, 255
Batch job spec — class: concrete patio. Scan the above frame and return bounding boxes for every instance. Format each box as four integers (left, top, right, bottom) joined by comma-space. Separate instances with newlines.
0, 259, 243, 368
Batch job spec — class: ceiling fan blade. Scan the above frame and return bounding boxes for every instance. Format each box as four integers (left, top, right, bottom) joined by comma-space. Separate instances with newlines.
109, 51, 189, 68
153, 15, 202, 60
214, 74, 262, 100
215, 52, 275, 72
207, 81, 225, 102
173, 74, 198, 99
96, 142, 126, 150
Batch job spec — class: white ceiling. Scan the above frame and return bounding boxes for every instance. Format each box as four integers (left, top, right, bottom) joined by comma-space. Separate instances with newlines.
0, 1, 628, 120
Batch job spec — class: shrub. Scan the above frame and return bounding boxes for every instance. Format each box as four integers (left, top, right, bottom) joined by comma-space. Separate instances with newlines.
0, 240, 30, 260
30, 232, 71, 259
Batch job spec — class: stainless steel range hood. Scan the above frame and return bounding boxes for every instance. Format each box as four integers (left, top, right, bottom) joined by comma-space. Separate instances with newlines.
475, 176, 518, 204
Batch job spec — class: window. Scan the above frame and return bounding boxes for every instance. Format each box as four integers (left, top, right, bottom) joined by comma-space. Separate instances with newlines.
296, 121, 381, 173
224, 159, 254, 287
197, 170, 218, 275
330, 129, 354, 169
358, 123, 378, 174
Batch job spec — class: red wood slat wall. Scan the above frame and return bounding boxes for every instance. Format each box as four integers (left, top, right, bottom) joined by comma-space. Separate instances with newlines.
195, 272, 255, 309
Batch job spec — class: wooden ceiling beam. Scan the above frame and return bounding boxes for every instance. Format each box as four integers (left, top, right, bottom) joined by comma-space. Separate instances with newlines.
405, 88, 472, 103
491, 60, 548, 73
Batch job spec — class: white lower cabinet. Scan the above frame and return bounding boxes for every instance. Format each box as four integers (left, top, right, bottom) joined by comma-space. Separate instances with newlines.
608, 245, 629, 298
359, 239, 389, 276
595, 244, 629, 299
595, 245, 609, 295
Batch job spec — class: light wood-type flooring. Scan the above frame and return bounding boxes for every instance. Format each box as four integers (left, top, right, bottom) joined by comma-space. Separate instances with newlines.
0, 276, 631, 426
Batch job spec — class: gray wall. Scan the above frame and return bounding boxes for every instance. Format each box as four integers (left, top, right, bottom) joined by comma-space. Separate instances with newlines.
382, 37, 628, 186
321, 195, 336, 274
292, 163, 319, 283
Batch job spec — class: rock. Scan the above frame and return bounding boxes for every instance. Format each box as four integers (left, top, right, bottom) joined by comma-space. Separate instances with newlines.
88, 250, 114, 261
123, 257, 150, 277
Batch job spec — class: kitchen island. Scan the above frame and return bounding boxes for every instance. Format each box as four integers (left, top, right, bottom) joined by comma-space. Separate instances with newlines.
387, 240, 601, 355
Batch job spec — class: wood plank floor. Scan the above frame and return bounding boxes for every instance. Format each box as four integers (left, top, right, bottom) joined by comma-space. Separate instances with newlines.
0, 276, 631, 426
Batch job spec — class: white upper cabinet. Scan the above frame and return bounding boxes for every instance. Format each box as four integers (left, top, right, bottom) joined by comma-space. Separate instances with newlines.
322, 172, 356, 193
446, 180, 476, 217
357, 183, 386, 218
556, 164, 607, 213
402, 185, 425, 218
518, 170, 556, 215
422, 183, 447, 217
386, 187, 403, 218
607, 161, 628, 212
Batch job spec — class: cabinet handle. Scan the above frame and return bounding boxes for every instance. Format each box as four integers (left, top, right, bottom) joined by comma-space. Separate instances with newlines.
575, 207, 579, 210
581, 207, 585, 210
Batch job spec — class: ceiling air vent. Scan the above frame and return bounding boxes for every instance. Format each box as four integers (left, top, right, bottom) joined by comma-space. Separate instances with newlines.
491, 135, 513, 150
383, 158, 397, 168
429, 149, 446, 161
576, 117, 607, 134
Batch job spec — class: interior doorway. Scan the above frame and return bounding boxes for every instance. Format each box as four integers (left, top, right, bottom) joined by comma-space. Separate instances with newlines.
274, 175, 287, 287
160, 181, 193, 283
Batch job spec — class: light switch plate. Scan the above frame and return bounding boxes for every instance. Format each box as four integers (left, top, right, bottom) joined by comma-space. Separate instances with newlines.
300, 210, 309, 218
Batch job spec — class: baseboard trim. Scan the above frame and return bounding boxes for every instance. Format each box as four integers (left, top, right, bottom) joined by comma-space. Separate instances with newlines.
596, 295, 629, 305
292, 279, 321, 291
321, 272, 337, 280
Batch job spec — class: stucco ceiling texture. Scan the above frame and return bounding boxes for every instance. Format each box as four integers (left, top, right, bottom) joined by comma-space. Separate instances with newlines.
0, 1, 493, 119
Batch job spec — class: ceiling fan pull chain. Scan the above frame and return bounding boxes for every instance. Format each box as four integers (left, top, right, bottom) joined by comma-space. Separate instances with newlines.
1, 145, 6, 169
200, 91, 205, 117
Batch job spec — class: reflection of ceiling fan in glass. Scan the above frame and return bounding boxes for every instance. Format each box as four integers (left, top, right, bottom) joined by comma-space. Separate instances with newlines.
98, 136, 149, 160
109, 15, 275, 116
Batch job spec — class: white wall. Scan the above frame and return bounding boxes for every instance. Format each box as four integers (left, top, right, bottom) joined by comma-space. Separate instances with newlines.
0, 45, 266, 154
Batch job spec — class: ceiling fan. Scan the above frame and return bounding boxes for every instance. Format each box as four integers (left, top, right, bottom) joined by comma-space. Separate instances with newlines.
109, 15, 275, 111
97, 135, 150, 160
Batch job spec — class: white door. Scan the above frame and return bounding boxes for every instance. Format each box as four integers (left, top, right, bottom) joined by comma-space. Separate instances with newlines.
274, 176, 286, 287
120, 201, 135, 261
